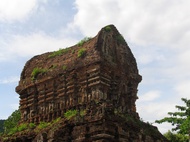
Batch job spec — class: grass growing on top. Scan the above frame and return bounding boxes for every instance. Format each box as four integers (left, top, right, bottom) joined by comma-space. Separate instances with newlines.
52, 117, 61, 124
62, 65, 67, 70
78, 48, 86, 58
29, 123, 36, 129
104, 26, 112, 32
77, 37, 91, 47
7, 123, 34, 135
31, 67, 47, 80
48, 48, 70, 58
36, 121, 50, 130
64, 110, 77, 120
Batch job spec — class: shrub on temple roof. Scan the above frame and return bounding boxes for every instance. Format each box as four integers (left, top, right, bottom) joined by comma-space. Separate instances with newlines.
31, 67, 47, 80
104, 26, 112, 32
64, 110, 77, 120
77, 37, 91, 47
78, 48, 86, 58
48, 48, 70, 58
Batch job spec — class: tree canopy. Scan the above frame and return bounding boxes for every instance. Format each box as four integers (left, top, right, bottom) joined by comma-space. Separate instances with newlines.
0, 120, 5, 133
3, 109, 21, 134
155, 98, 190, 141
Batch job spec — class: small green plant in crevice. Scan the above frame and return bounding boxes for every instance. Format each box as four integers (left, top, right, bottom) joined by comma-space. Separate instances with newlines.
49, 64, 57, 69
104, 26, 112, 32
48, 48, 70, 58
64, 109, 77, 120
62, 65, 67, 70
72, 49, 75, 54
52, 117, 61, 124
116, 34, 125, 45
80, 110, 86, 117
36, 121, 50, 130
77, 37, 92, 47
29, 123, 36, 129
31, 67, 47, 80
17, 123, 27, 132
78, 48, 86, 58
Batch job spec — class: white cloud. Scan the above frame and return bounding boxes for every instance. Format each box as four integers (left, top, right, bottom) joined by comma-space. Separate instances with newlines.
138, 90, 161, 102
73, 0, 190, 48
137, 101, 176, 133
0, 32, 77, 62
10, 103, 19, 110
175, 81, 190, 98
0, 76, 19, 84
0, 0, 47, 22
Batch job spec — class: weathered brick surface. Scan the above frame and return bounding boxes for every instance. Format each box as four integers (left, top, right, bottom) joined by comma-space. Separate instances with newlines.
16, 25, 141, 124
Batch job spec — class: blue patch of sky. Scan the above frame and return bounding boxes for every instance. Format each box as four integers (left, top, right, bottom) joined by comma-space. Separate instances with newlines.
0, 0, 76, 37
0, 83, 19, 119
0, 58, 24, 77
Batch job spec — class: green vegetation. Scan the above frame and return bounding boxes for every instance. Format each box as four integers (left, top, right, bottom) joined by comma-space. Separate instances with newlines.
0, 120, 5, 133
17, 123, 27, 132
116, 34, 125, 45
31, 67, 47, 80
52, 117, 61, 124
5, 123, 36, 135
64, 109, 77, 120
62, 65, 67, 70
80, 110, 86, 117
36, 121, 50, 130
77, 37, 91, 47
72, 49, 75, 54
29, 123, 36, 129
48, 48, 70, 58
155, 98, 190, 141
3, 109, 21, 134
163, 130, 189, 142
51, 64, 57, 69
104, 26, 112, 32
2, 109, 61, 136
78, 48, 86, 58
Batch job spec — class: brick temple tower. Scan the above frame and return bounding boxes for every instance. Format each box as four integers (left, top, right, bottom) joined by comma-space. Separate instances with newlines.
13, 25, 167, 142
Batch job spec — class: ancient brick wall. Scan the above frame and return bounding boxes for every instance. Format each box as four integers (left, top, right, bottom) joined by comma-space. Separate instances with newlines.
16, 25, 142, 124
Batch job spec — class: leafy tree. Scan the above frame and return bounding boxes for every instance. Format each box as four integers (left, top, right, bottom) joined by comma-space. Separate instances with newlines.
155, 98, 190, 141
164, 130, 188, 142
0, 120, 5, 133
3, 109, 21, 134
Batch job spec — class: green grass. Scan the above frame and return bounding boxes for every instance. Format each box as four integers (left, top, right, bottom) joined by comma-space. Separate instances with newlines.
31, 67, 47, 80
104, 26, 112, 32
62, 65, 67, 70
8, 127, 18, 135
48, 48, 70, 58
52, 117, 61, 124
64, 110, 77, 120
78, 48, 86, 58
29, 123, 36, 129
37, 122, 50, 129
77, 37, 91, 47
7, 123, 29, 135
80, 110, 86, 116
72, 49, 75, 54
17, 123, 27, 132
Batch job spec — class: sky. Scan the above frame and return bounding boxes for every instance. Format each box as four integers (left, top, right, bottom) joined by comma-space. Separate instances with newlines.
0, 0, 190, 134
